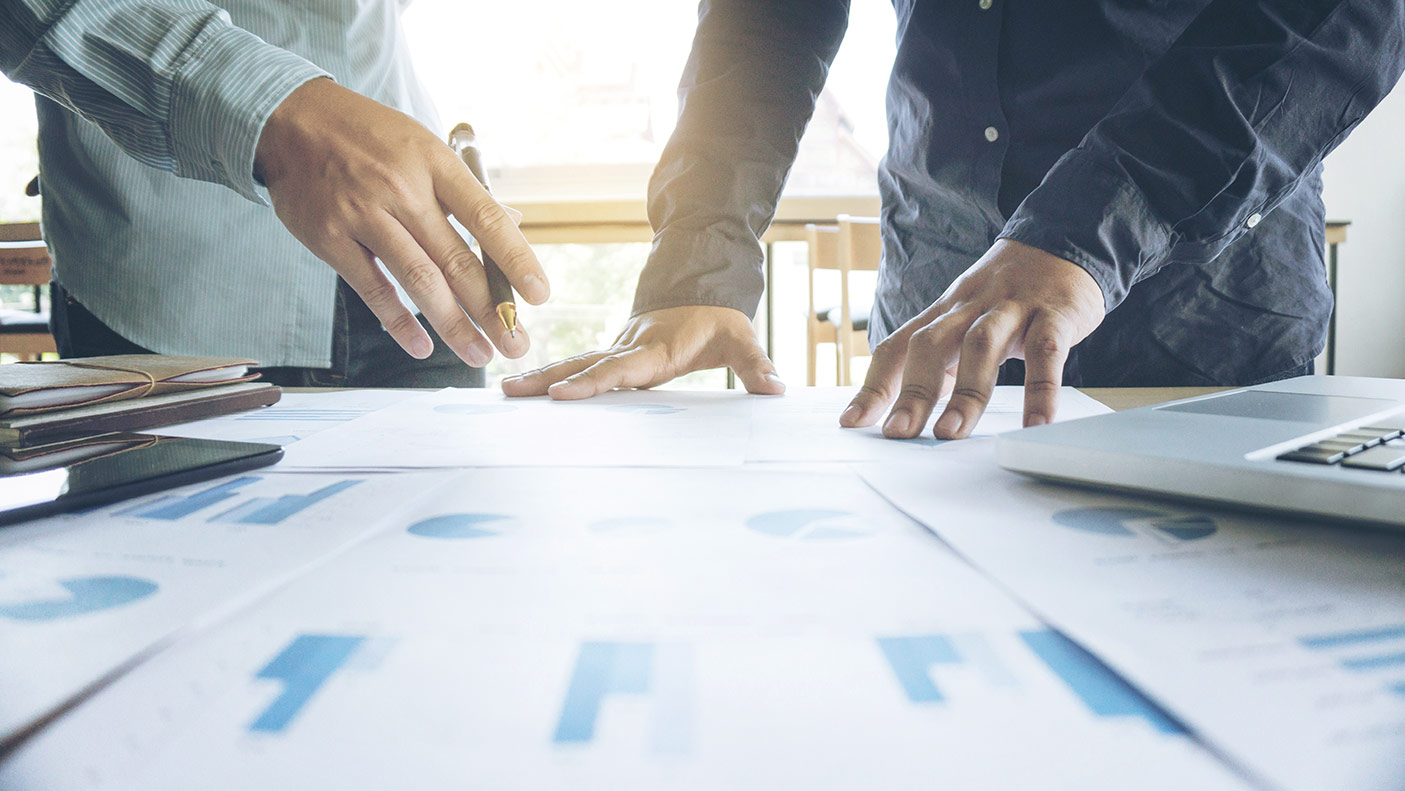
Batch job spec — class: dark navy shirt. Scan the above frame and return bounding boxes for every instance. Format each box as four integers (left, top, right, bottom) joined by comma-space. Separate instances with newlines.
632, 0, 1405, 386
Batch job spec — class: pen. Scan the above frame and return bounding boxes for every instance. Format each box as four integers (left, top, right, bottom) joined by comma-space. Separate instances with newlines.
449, 122, 517, 337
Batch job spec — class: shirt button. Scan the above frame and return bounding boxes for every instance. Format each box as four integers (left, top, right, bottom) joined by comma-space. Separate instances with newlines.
1246, 213, 1262, 229
979, 0, 993, 8
984, 126, 1000, 142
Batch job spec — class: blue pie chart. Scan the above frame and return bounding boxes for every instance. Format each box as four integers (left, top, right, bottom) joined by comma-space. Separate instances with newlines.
588, 516, 672, 535
407, 513, 512, 539
0, 575, 159, 621
433, 404, 518, 416
746, 509, 873, 541
1052, 507, 1217, 542
606, 403, 685, 416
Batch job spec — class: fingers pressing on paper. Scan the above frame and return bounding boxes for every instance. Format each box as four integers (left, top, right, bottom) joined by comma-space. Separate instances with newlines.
502, 306, 783, 400
840, 239, 1105, 440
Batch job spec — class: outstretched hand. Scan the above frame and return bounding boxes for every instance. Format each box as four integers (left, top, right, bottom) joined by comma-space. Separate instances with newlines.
501, 306, 784, 399
839, 239, 1105, 439
254, 78, 548, 367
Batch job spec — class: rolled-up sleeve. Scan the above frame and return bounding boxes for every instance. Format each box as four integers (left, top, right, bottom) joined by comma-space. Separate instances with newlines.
0, 0, 327, 202
998, 0, 1405, 311
632, 0, 849, 318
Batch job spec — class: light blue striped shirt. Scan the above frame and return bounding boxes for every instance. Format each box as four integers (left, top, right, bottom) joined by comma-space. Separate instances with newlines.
0, 0, 438, 367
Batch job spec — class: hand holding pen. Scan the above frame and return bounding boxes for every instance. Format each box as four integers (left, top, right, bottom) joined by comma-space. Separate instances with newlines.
256, 79, 544, 367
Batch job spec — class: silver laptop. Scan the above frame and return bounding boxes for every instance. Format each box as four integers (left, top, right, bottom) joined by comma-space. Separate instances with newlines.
998, 376, 1405, 529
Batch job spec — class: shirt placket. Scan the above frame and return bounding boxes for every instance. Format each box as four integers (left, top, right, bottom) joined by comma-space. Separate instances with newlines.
964, 0, 1010, 235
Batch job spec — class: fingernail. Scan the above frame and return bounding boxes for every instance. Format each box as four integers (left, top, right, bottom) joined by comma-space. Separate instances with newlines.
523, 273, 548, 302
502, 374, 522, 384
884, 411, 912, 436
465, 344, 491, 367
410, 337, 433, 359
503, 205, 523, 225
840, 404, 861, 425
935, 411, 964, 437
1025, 414, 1048, 427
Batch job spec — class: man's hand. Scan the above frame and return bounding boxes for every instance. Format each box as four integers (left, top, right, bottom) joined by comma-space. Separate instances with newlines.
501, 306, 784, 399
254, 78, 548, 367
840, 239, 1104, 439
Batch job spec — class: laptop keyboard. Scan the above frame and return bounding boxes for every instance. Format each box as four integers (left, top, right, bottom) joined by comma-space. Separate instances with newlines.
1277, 414, 1405, 471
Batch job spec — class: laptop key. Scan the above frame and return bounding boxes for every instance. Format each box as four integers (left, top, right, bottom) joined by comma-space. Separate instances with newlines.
1358, 425, 1404, 441
1278, 448, 1346, 465
1312, 440, 1367, 454
1359, 414, 1405, 434
1339, 440, 1405, 471
1336, 431, 1385, 448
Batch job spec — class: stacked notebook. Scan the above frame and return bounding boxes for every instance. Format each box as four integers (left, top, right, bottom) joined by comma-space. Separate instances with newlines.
0, 355, 280, 447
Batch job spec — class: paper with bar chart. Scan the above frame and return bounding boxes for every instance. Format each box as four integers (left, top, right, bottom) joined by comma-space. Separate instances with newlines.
278, 385, 1108, 470
0, 468, 1247, 791
0, 470, 454, 746
862, 459, 1405, 791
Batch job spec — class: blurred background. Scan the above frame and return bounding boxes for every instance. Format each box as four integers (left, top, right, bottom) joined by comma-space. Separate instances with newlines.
3, 0, 1402, 382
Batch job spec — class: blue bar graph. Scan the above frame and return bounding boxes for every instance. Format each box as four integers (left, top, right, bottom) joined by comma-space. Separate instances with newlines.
1340, 652, 1405, 671
555, 642, 652, 743
249, 634, 366, 733
1299, 625, 1405, 649
877, 636, 962, 703
1020, 630, 1184, 734
211, 480, 361, 525
0, 575, 158, 621
553, 641, 691, 753
119, 477, 260, 520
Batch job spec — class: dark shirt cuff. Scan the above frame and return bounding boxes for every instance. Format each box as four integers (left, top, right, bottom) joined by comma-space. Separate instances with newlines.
998, 147, 1175, 313
631, 231, 765, 319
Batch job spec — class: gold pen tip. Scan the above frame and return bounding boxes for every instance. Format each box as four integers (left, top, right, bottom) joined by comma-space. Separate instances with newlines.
497, 303, 518, 337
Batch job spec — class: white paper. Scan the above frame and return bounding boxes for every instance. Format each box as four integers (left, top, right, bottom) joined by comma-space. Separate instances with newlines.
746, 386, 1110, 463
861, 460, 1405, 791
280, 388, 754, 469
155, 389, 418, 446
0, 470, 454, 745
2, 469, 1246, 790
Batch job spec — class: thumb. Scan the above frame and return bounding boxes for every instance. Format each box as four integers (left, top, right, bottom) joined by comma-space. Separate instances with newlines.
729, 339, 786, 395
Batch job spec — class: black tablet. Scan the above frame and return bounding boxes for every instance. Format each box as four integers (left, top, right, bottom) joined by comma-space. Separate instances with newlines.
0, 433, 284, 526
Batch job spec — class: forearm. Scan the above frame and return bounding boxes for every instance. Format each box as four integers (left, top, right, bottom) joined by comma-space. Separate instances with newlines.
999, 0, 1405, 311
632, 0, 850, 318
0, 0, 326, 201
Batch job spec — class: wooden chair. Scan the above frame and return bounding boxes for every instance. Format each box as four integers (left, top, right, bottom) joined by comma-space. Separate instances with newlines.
0, 220, 56, 361
805, 215, 882, 385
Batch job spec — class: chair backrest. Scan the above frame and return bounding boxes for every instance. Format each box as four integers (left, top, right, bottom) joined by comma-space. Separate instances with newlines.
0, 221, 41, 243
805, 223, 841, 272
837, 215, 881, 273
0, 223, 51, 287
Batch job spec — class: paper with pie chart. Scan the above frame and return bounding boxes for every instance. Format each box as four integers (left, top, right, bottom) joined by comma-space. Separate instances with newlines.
280, 388, 753, 469
861, 459, 1405, 791
0, 467, 1247, 791
0, 470, 455, 747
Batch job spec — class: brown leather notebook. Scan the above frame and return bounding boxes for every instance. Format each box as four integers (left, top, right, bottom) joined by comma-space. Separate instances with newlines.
0, 381, 281, 447
0, 355, 261, 416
